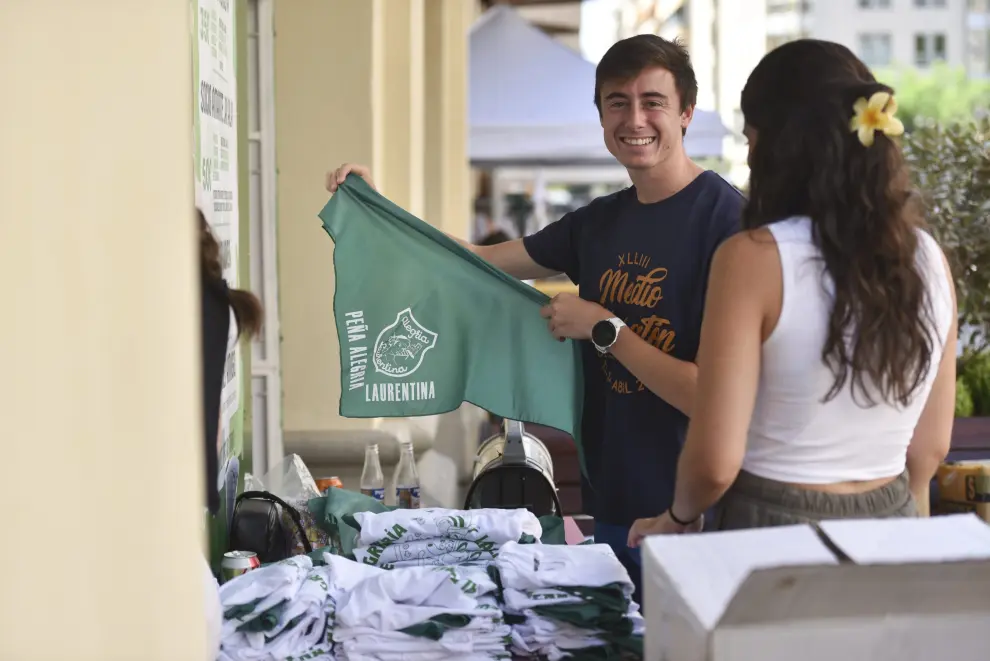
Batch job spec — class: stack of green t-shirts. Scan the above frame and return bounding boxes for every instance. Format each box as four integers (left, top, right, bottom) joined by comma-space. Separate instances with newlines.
216, 555, 336, 661
330, 558, 513, 661
345, 507, 545, 569
492, 541, 645, 660
304, 488, 570, 569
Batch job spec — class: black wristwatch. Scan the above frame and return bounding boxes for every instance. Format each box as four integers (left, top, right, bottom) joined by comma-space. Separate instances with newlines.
591, 317, 625, 354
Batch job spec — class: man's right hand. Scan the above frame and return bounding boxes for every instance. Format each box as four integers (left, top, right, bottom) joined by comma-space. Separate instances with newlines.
326, 163, 376, 194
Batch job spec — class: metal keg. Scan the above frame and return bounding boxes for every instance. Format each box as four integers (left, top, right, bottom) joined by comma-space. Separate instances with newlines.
463, 419, 562, 517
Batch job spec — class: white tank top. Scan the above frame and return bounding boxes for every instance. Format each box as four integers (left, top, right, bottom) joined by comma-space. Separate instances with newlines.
742, 217, 954, 484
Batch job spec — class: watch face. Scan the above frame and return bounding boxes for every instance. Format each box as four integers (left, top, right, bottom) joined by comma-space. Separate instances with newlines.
592, 319, 617, 348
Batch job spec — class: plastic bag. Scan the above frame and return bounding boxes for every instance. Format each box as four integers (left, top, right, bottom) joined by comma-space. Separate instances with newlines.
247, 454, 322, 502
246, 454, 329, 556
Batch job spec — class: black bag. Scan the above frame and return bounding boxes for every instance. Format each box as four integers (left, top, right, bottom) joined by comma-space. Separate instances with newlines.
228, 491, 313, 564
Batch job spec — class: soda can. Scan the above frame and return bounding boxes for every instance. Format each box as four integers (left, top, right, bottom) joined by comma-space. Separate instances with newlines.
221, 550, 260, 583
315, 476, 344, 493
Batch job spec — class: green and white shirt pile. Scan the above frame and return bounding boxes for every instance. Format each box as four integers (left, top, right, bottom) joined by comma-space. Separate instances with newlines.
332, 559, 512, 661
350, 507, 543, 569
216, 555, 336, 661
493, 542, 645, 660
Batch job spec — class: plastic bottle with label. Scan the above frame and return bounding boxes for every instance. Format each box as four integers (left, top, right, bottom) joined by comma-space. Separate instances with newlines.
360, 442, 385, 503
394, 440, 420, 509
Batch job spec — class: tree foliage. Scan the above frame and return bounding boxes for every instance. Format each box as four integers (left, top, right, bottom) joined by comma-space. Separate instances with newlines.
902, 118, 990, 358
876, 63, 990, 132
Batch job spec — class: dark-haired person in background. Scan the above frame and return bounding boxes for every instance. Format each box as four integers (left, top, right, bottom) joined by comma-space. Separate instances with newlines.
199, 209, 264, 514
477, 229, 513, 247
327, 35, 742, 600
628, 39, 956, 545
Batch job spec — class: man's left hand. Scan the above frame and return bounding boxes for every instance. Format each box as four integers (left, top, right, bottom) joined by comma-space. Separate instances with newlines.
540, 293, 613, 341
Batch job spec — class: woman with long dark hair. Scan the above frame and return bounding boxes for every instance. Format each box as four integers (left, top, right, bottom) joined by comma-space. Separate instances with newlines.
628, 39, 957, 541
199, 209, 263, 514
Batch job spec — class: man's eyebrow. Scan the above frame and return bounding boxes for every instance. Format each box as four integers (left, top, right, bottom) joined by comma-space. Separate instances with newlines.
603, 91, 668, 102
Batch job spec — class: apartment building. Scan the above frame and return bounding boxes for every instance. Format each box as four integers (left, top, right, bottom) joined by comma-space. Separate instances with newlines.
591, 0, 990, 183
767, 0, 990, 75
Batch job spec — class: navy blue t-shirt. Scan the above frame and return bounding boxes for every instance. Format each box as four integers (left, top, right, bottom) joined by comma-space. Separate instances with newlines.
523, 171, 743, 527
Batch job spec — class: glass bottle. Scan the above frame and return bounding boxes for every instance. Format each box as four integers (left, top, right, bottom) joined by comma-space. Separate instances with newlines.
360, 443, 385, 502
394, 441, 420, 509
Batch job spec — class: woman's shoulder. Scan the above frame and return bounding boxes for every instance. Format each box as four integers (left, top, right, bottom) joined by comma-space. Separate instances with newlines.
711, 226, 782, 284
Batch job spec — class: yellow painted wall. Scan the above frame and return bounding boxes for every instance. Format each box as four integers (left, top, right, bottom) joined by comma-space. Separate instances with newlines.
275, 0, 381, 433
424, 0, 474, 240
0, 1, 205, 657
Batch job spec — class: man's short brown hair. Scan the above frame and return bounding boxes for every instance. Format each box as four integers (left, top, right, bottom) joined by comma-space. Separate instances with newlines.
594, 35, 699, 117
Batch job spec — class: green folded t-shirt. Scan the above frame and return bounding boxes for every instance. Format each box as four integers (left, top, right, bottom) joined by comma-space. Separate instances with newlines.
319, 175, 586, 476
306, 486, 393, 559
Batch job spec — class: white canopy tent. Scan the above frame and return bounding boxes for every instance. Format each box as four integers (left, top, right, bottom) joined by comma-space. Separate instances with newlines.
468, 5, 729, 166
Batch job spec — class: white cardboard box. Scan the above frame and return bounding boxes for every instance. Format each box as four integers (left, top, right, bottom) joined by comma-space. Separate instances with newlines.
642, 514, 990, 661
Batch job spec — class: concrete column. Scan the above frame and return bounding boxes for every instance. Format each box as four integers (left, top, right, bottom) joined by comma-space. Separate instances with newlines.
0, 2, 204, 659
687, 0, 717, 112
419, 0, 487, 498
275, 0, 385, 435
714, 0, 766, 185
381, 0, 426, 217
424, 0, 473, 239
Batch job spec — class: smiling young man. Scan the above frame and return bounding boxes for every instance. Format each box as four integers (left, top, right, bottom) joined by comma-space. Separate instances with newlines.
327, 35, 742, 600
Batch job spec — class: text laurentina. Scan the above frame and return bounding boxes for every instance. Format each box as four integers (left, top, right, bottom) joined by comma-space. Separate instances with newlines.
344, 308, 437, 402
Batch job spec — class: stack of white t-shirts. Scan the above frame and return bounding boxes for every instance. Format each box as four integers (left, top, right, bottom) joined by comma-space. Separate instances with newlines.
216, 555, 335, 661
494, 541, 645, 660
332, 560, 512, 661
349, 507, 542, 569
204, 556, 223, 661
321, 552, 389, 622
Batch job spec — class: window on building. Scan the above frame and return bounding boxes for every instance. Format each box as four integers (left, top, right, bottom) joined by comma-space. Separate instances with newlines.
858, 32, 893, 67
969, 27, 990, 75
915, 33, 948, 66
767, 0, 813, 12
914, 0, 947, 6
934, 33, 947, 58
859, 0, 891, 8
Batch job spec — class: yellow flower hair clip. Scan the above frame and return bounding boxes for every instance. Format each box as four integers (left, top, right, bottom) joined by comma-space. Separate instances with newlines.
850, 91, 904, 147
